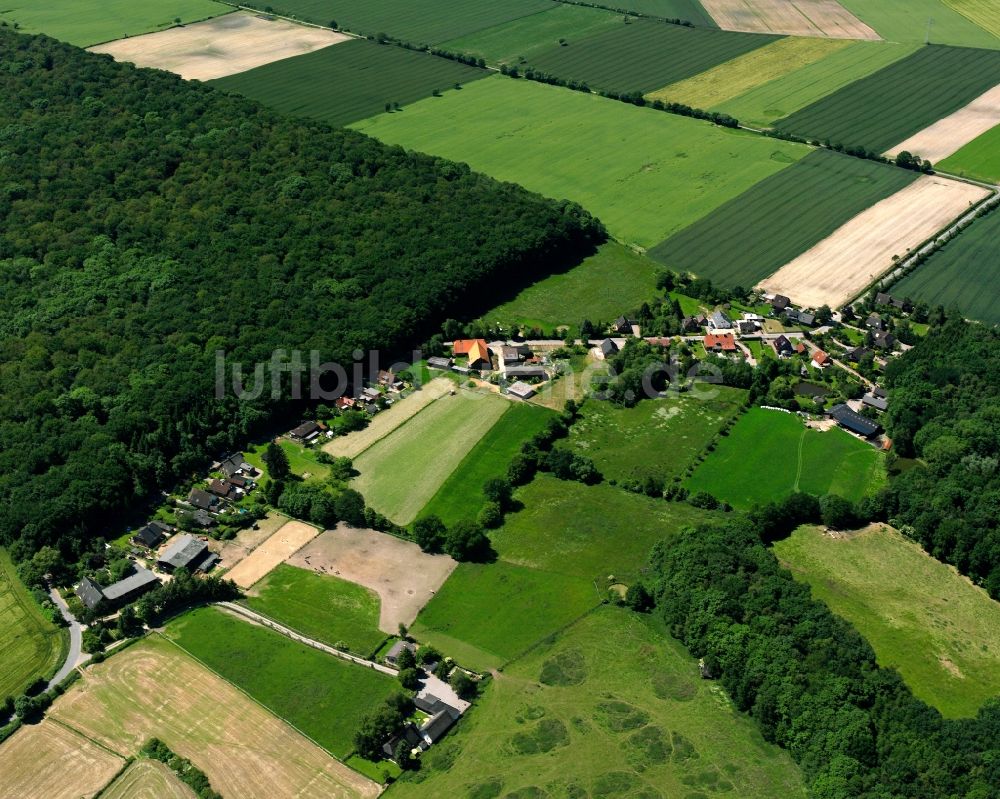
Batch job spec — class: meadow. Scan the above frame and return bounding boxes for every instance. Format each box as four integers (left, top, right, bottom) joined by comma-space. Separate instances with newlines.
775, 525, 1000, 718
649, 149, 917, 288
353, 76, 808, 248
684, 407, 885, 509
242, 563, 385, 656
0, 547, 64, 698
394, 608, 806, 799
610, 0, 718, 26
211, 39, 488, 129
893, 204, 1000, 326
165, 606, 398, 758
938, 122, 1000, 182
715, 40, 917, 128
353, 389, 508, 524
524, 18, 780, 94
773, 44, 1000, 152
568, 389, 747, 485
0, 0, 229, 47
838, 0, 1000, 48
419, 402, 555, 526
241, 0, 551, 43
946, 0, 1000, 38
480, 242, 661, 329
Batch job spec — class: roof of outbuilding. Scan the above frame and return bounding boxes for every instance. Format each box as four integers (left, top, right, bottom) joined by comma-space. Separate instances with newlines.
157, 534, 208, 570
101, 566, 159, 601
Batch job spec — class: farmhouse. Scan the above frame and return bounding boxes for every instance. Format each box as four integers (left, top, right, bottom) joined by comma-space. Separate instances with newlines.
829, 404, 881, 439
157, 534, 212, 573
709, 310, 732, 330
419, 705, 461, 746
704, 333, 737, 353
187, 487, 218, 512
772, 335, 793, 357
453, 339, 492, 370
384, 639, 417, 666
75, 576, 105, 611
507, 381, 536, 400
132, 520, 170, 549
290, 420, 321, 442
600, 339, 618, 359
382, 724, 423, 759
75, 567, 160, 611
862, 392, 888, 412
427, 356, 453, 370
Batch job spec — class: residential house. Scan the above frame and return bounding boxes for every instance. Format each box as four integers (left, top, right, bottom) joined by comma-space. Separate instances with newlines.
704, 333, 737, 354
829, 404, 880, 438
290, 420, 321, 442
378, 370, 403, 390
680, 316, 701, 334
865, 314, 886, 331
798, 311, 816, 327
382, 724, 424, 759
599, 339, 618, 359
157, 534, 212, 573
361, 386, 381, 403
811, 350, 830, 369
335, 396, 357, 410
874, 331, 897, 351
771, 335, 793, 357
208, 478, 236, 500
742, 313, 764, 323
75, 576, 106, 611
845, 346, 874, 362
771, 294, 791, 313
784, 308, 800, 323
613, 316, 633, 335
862, 393, 888, 412
419, 705, 461, 747
227, 474, 251, 490
220, 452, 255, 478
506, 381, 536, 400
709, 310, 731, 330
187, 488, 218, 512
496, 345, 524, 367
132, 520, 170, 549
875, 291, 893, 306
794, 341, 807, 355
736, 320, 758, 336
872, 385, 887, 399
384, 639, 417, 666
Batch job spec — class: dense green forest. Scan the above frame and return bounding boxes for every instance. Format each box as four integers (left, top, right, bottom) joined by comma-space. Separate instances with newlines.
0, 29, 603, 561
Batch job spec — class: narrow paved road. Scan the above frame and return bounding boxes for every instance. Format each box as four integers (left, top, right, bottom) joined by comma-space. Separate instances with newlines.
47, 588, 88, 689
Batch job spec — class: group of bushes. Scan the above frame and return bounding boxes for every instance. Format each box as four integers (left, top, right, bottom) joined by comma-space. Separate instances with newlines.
141, 738, 221, 799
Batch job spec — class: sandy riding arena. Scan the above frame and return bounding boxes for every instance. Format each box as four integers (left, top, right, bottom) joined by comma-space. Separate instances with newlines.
89, 12, 351, 81
289, 525, 457, 632
700, 0, 879, 39
224, 519, 320, 589
208, 511, 288, 572
886, 82, 1000, 164
760, 176, 989, 308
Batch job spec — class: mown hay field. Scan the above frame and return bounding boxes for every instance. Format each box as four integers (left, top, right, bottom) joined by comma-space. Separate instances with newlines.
99, 759, 195, 799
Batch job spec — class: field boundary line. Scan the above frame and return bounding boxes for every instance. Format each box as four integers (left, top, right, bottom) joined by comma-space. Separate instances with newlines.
793, 427, 806, 492
85, 7, 240, 48
46, 715, 130, 760
498, 601, 605, 671
216, 2, 366, 39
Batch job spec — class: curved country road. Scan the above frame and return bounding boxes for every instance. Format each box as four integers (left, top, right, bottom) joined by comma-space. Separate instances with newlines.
47, 587, 88, 689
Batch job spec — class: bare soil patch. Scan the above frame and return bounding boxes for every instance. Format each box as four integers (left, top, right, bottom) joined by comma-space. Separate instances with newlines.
209, 511, 288, 572
288, 524, 457, 632
760, 176, 988, 308
89, 12, 351, 81
701, 0, 879, 39
225, 519, 320, 589
886, 82, 1000, 163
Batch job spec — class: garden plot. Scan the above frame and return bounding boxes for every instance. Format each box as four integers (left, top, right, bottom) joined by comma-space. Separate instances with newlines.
700, 0, 879, 38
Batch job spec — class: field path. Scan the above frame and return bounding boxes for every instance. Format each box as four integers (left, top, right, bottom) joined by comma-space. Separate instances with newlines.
47, 587, 87, 689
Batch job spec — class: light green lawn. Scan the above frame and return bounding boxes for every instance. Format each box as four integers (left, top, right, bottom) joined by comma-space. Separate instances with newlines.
837, 0, 1000, 48
245, 439, 329, 483
938, 122, 1000, 183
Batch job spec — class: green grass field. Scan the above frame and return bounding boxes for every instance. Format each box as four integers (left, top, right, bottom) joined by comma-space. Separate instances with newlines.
481, 242, 661, 329
410, 560, 600, 669
774, 44, 1000, 152
493, 475, 717, 582
0, 0, 230, 46
608, 0, 717, 26
211, 39, 488, 129
648, 149, 917, 287
419, 402, 555, 526
893, 205, 1000, 326
568, 389, 747, 484
394, 608, 806, 799
244, 438, 329, 483
0, 549, 64, 698
165, 606, 397, 757
938, 122, 1000, 183
946, 0, 1000, 38
685, 407, 885, 509
242, 0, 551, 44
775, 525, 1000, 718
524, 18, 780, 94
715, 40, 918, 129
353, 76, 808, 248
353, 389, 508, 524
838, 0, 1000, 48
242, 564, 385, 656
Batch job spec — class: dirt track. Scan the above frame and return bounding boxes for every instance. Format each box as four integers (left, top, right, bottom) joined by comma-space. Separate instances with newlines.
760, 175, 989, 308
224, 519, 320, 589
700, 0, 879, 39
89, 12, 350, 80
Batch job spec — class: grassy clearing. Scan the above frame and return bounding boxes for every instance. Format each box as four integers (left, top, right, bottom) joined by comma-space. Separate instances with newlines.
685, 407, 885, 509
394, 608, 806, 799
524, 18, 779, 94
353, 76, 808, 248
649, 36, 850, 109
245, 438, 329, 482
0, 547, 63, 698
211, 39, 488, 128
893, 204, 1000, 326
410, 560, 600, 670
419, 403, 555, 526
165, 606, 398, 758
775, 525, 1000, 718
716, 40, 917, 128
0, 0, 229, 47
946, 0, 1000, 38
481, 242, 661, 329
838, 0, 1000, 48
649, 149, 917, 288
353, 389, 508, 524
774, 44, 1000, 152
242, 563, 385, 656
100, 759, 195, 799
938, 122, 1000, 182
493, 475, 718, 582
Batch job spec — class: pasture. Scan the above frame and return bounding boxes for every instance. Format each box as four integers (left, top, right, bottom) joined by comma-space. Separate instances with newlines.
885, 83, 1000, 163
649, 149, 917, 290
524, 18, 779, 94
568, 389, 747, 484
240, 0, 551, 44
0, 0, 229, 47
419, 402, 555, 526
393, 608, 806, 799
165, 606, 398, 758
223, 519, 320, 589
605, 0, 718, 26
100, 759, 195, 799
760, 175, 988, 309
410, 560, 600, 669
837, 0, 1000, 48
48, 635, 377, 799
90, 12, 349, 81
243, 563, 385, 655
211, 39, 488, 128
352, 76, 808, 248
938, 122, 1000, 182
773, 44, 1000, 152
775, 525, 1000, 718
894, 204, 1000, 327
0, 547, 64, 698
684, 407, 885, 509
699, 0, 878, 38
352, 389, 508, 524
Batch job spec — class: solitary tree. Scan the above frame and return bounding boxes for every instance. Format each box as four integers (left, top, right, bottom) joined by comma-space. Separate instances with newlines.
263, 442, 290, 480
